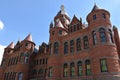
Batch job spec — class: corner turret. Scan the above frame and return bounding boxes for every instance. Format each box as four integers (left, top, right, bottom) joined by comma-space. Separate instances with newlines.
87, 4, 111, 28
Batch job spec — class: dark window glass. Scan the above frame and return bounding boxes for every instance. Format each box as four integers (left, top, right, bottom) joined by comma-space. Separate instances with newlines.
70, 62, 75, 77
70, 40, 74, 53
83, 36, 89, 49
93, 15, 96, 20
100, 59, 108, 72
92, 31, 97, 45
108, 29, 114, 43
64, 42, 68, 54
85, 59, 91, 75
74, 25, 76, 32
54, 42, 59, 54
63, 63, 68, 77
59, 30, 62, 35
99, 28, 107, 42
48, 67, 52, 77
52, 31, 54, 35
102, 13, 106, 19
77, 61, 82, 76
76, 38, 81, 51
70, 26, 73, 32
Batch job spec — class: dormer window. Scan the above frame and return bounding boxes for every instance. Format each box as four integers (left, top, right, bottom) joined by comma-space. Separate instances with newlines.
93, 15, 96, 20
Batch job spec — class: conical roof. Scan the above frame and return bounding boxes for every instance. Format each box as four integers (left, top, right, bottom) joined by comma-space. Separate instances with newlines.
7, 42, 14, 49
24, 34, 33, 42
56, 19, 64, 28
91, 4, 100, 12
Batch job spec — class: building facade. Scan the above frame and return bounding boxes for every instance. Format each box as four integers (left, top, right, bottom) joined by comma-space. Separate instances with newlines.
0, 4, 120, 80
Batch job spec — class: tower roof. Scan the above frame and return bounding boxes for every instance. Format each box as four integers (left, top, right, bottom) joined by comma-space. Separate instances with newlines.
91, 3, 100, 12
7, 42, 14, 49
24, 34, 33, 42
56, 5, 69, 16
55, 19, 64, 28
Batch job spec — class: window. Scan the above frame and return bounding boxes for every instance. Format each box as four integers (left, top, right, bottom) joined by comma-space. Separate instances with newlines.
93, 15, 96, 20
24, 53, 29, 63
49, 43, 52, 55
1, 58, 5, 67
92, 31, 97, 45
74, 25, 76, 32
100, 59, 108, 72
59, 30, 62, 35
76, 38, 81, 51
18, 72, 23, 80
85, 59, 91, 75
108, 29, 114, 43
70, 62, 75, 77
77, 61, 82, 76
70, 26, 73, 32
64, 42, 68, 54
48, 67, 52, 77
63, 63, 68, 77
102, 13, 106, 19
99, 28, 107, 42
77, 23, 80, 30
52, 31, 54, 35
54, 42, 59, 54
70, 40, 74, 53
83, 36, 89, 49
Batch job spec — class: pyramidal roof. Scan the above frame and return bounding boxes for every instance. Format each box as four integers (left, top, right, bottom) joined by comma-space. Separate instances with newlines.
24, 34, 33, 42
91, 4, 100, 12
56, 19, 64, 28
7, 42, 14, 49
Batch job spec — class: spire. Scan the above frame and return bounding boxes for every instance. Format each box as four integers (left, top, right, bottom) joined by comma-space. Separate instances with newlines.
55, 19, 64, 28
91, 3, 100, 12
56, 5, 69, 16
7, 42, 14, 49
24, 34, 33, 42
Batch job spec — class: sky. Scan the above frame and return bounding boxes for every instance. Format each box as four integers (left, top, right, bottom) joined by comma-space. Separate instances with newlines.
0, 0, 120, 63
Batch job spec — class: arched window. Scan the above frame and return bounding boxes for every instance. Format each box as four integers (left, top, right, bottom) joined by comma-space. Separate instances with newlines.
92, 31, 97, 45
54, 42, 59, 54
49, 43, 52, 55
70, 40, 74, 53
99, 28, 107, 42
63, 63, 68, 77
70, 62, 75, 77
100, 59, 108, 72
102, 13, 106, 19
85, 59, 91, 75
76, 38, 81, 51
77, 61, 82, 76
48, 67, 52, 77
108, 29, 114, 43
18, 72, 23, 80
83, 36, 89, 49
64, 42, 68, 54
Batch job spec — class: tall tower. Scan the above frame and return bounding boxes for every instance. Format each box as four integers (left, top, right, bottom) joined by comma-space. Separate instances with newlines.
86, 4, 120, 80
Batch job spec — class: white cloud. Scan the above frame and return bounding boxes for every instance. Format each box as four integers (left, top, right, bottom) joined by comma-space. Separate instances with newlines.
0, 45, 6, 64
0, 20, 4, 30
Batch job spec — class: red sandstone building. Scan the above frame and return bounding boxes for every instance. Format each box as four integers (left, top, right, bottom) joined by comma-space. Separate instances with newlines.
0, 4, 120, 80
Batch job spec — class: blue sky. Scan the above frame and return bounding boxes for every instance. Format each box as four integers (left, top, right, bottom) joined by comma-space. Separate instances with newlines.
0, 0, 120, 63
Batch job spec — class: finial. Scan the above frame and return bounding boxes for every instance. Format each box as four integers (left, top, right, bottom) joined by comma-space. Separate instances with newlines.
61, 5, 65, 11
